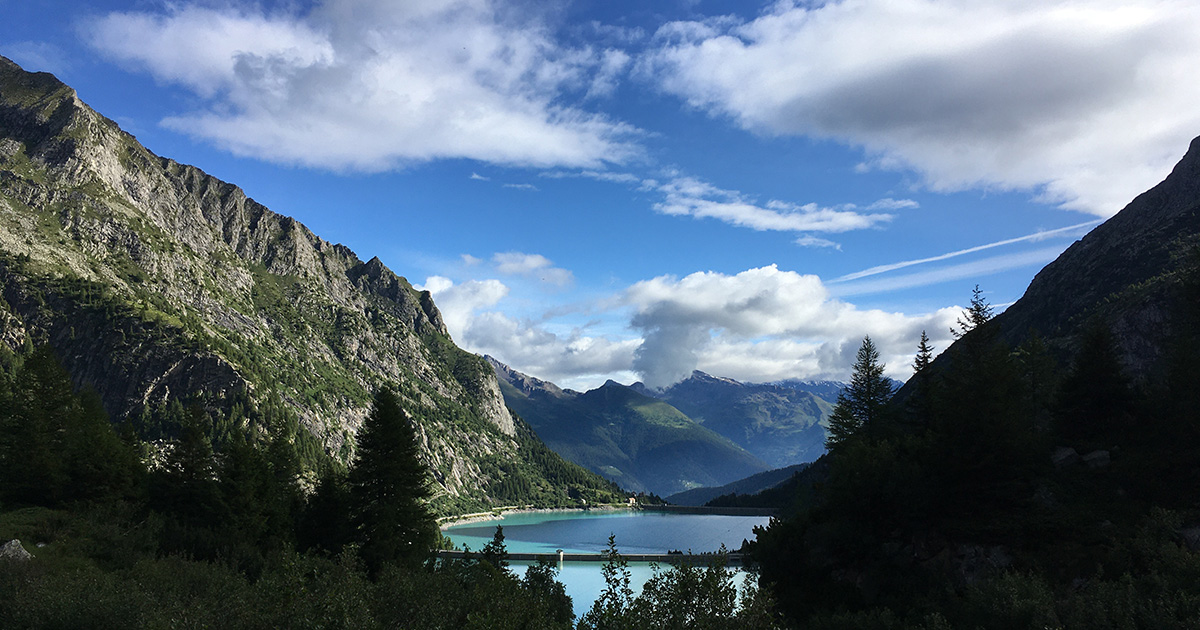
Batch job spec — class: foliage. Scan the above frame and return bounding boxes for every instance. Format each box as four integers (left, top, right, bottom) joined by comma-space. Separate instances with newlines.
751, 281, 1200, 628
578, 537, 781, 630
825, 336, 892, 449
348, 387, 438, 573
952, 284, 993, 338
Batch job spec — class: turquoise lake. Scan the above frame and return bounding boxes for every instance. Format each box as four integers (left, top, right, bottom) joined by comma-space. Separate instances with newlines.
441, 510, 771, 618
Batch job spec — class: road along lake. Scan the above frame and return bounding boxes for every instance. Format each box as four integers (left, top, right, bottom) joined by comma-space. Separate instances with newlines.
441, 509, 772, 618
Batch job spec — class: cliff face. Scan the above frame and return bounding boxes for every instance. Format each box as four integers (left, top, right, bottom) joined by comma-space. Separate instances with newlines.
993, 135, 1200, 377
0, 56, 522, 510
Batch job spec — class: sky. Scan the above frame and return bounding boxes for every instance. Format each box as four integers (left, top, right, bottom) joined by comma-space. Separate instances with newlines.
3, 0, 1199, 390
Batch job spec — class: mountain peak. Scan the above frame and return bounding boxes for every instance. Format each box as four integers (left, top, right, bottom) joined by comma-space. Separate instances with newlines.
988, 133, 1200, 378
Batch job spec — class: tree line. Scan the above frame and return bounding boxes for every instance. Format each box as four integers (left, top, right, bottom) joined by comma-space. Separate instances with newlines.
752, 283, 1200, 628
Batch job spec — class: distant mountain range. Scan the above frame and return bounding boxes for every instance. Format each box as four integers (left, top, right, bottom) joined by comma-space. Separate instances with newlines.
665, 463, 809, 506
489, 358, 841, 495
635, 371, 836, 468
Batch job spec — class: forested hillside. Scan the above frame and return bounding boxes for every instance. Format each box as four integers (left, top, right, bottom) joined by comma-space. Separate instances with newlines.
749, 137, 1200, 628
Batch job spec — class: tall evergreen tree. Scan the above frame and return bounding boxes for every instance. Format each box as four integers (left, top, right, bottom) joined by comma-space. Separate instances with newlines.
913, 330, 934, 374
1055, 322, 1135, 442
952, 284, 994, 338
348, 386, 437, 572
907, 330, 938, 423
826, 336, 893, 449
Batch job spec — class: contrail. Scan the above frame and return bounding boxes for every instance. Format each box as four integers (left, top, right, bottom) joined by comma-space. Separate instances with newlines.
831, 220, 1101, 283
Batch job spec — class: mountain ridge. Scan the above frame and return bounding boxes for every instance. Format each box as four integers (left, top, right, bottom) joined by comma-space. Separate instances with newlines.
0, 55, 626, 514
488, 356, 769, 495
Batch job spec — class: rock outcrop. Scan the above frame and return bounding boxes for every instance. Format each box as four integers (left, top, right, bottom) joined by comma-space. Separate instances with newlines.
0, 55, 532, 511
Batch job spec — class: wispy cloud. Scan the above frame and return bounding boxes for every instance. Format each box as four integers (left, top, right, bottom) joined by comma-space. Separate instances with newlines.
833, 220, 1100, 283
795, 235, 842, 249
502, 183, 539, 191
832, 246, 1069, 297
492, 252, 574, 287
655, 176, 895, 234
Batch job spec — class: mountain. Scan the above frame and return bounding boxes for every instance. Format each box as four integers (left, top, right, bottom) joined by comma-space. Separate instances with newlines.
636, 371, 837, 468
665, 462, 809, 506
0, 55, 623, 514
489, 357, 769, 495
752, 137, 1200, 626
988, 136, 1200, 377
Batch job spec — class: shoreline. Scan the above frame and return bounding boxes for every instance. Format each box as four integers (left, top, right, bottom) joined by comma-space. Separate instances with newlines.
437, 504, 776, 530
437, 504, 633, 530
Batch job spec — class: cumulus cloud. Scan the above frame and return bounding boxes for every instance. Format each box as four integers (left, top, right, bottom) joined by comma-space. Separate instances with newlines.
422, 264, 962, 389
420, 275, 637, 387
625, 265, 959, 387
417, 276, 508, 341
84, 0, 639, 170
643, 0, 1200, 215
462, 311, 641, 388
491, 252, 574, 286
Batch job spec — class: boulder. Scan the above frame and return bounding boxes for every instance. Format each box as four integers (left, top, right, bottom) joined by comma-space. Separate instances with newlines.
1082, 450, 1111, 469
0, 539, 32, 561
1052, 447, 1080, 469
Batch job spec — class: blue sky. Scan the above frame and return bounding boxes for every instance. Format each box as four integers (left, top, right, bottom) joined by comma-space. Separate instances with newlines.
4, 0, 1198, 390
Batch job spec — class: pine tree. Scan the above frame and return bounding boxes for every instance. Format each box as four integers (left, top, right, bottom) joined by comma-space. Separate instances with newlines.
481, 525, 510, 573
952, 284, 994, 338
913, 330, 934, 374
348, 386, 437, 572
826, 336, 893, 449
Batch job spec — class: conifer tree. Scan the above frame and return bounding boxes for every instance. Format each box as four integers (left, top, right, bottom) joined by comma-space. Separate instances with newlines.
913, 330, 934, 374
348, 386, 437, 572
907, 330, 938, 423
952, 284, 994, 338
826, 336, 893, 449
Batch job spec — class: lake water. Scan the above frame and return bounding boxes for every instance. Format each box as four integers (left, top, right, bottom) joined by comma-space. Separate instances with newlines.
441, 509, 771, 618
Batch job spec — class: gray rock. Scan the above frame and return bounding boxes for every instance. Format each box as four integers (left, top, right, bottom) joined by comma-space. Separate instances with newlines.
1052, 447, 1080, 469
1082, 450, 1111, 469
0, 539, 32, 561
1179, 526, 1200, 551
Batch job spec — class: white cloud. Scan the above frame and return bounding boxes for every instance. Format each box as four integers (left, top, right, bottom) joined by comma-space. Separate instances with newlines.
502, 183, 540, 191
418, 275, 509, 341
644, 0, 1200, 216
625, 265, 958, 387
491, 252, 574, 287
655, 176, 893, 233
794, 235, 842, 249
84, 1, 640, 171
462, 311, 641, 388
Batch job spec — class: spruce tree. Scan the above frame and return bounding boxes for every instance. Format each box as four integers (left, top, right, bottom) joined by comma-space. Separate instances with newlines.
952, 284, 994, 338
348, 386, 437, 572
826, 336, 893, 449
913, 330, 934, 374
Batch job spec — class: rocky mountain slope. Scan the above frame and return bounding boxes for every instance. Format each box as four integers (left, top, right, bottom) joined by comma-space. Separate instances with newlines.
489, 357, 768, 495
993, 136, 1200, 375
0, 55, 620, 514
635, 371, 836, 468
